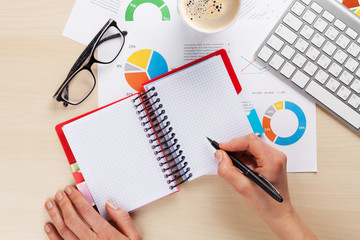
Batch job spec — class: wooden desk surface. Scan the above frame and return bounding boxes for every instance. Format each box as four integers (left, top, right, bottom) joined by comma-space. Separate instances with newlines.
0, 1, 359, 239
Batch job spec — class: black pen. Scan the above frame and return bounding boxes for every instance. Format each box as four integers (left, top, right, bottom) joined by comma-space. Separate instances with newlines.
207, 137, 283, 203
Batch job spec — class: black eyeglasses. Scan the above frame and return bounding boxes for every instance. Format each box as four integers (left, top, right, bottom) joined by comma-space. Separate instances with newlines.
53, 19, 127, 106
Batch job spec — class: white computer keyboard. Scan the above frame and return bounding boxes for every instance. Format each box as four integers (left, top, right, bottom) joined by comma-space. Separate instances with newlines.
256, 0, 360, 135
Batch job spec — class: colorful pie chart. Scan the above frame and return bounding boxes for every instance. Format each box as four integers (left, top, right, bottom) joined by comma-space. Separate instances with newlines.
124, 49, 168, 92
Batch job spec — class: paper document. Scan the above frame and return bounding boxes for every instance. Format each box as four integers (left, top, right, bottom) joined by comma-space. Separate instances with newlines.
63, 0, 317, 172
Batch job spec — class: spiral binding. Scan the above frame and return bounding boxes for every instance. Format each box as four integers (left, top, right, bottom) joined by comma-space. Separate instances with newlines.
132, 87, 192, 189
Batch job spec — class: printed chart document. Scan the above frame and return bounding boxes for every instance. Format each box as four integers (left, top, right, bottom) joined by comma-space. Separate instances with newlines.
63, 0, 318, 172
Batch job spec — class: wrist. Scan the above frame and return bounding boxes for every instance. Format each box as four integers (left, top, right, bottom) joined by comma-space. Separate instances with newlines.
263, 201, 295, 222
263, 206, 317, 240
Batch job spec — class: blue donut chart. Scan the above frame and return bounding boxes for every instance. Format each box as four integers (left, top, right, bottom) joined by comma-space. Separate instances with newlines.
262, 101, 306, 146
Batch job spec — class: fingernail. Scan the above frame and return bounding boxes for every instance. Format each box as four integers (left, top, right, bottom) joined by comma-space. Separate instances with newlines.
215, 150, 223, 162
107, 200, 119, 210
65, 187, 72, 195
45, 200, 53, 210
56, 192, 63, 201
44, 224, 51, 233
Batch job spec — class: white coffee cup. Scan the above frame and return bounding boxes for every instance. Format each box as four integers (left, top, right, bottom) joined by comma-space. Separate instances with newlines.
177, 0, 241, 33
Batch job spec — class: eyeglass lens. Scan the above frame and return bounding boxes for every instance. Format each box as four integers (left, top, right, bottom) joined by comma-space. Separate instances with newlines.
95, 26, 124, 63
61, 69, 95, 104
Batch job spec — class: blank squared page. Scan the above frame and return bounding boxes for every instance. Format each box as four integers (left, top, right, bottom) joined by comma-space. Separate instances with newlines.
62, 96, 177, 218
144, 55, 253, 179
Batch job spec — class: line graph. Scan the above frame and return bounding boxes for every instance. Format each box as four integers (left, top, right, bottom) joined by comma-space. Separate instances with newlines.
239, 56, 268, 74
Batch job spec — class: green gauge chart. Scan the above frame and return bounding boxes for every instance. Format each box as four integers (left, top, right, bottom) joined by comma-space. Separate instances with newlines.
125, 0, 171, 21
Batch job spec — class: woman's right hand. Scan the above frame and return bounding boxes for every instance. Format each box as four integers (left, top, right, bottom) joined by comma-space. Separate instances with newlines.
216, 134, 317, 240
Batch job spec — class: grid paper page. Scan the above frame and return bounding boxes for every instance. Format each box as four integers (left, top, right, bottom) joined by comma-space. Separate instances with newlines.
144, 55, 253, 180
62, 97, 177, 218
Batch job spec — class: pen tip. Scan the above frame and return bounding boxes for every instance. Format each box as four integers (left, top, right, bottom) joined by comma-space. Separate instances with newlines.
206, 137, 212, 142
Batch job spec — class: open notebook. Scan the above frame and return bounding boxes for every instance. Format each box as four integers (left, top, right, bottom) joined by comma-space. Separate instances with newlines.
56, 49, 253, 218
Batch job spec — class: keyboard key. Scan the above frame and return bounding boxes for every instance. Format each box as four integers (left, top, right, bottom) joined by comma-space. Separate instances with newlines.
322, 41, 336, 56
292, 53, 307, 68
306, 46, 320, 61
258, 46, 273, 62
302, 10, 317, 24
339, 71, 353, 85
281, 45, 296, 59
345, 27, 358, 40
345, 58, 359, 73
315, 69, 329, 84
311, 2, 323, 13
300, 25, 314, 39
325, 26, 339, 41
351, 79, 360, 93
314, 18, 328, 32
317, 54, 331, 69
303, 61, 318, 76
334, 49, 348, 64
291, 1, 306, 16
337, 86, 352, 100
306, 81, 360, 129
283, 12, 303, 31
280, 62, 296, 78
322, 11, 334, 22
347, 42, 360, 58
295, 38, 309, 52
269, 54, 285, 70
334, 19, 346, 31
311, 33, 325, 48
348, 94, 360, 109
275, 24, 298, 44
301, 0, 311, 5
336, 34, 351, 49
326, 78, 340, 92
328, 62, 342, 77
357, 69, 360, 78
267, 35, 284, 51
292, 70, 310, 88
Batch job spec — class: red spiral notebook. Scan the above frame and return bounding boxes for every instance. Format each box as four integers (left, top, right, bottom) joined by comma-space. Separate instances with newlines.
56, 49, 252, 219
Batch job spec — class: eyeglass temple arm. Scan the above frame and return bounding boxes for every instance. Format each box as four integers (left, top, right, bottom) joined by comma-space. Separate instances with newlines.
97, 31, 128, 46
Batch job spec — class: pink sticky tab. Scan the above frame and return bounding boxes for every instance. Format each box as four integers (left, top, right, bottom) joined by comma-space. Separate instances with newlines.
76, 182, 95, 206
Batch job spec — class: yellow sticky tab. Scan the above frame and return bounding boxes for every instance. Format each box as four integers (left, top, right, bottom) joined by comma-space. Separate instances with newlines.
274, 101, 284, 110
127, 49, 152, 70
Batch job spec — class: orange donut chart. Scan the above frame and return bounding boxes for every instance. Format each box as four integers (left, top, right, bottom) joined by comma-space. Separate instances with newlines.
262, 101, 306, 146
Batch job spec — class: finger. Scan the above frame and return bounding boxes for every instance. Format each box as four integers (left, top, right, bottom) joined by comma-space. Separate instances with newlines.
215, 150, 254, 197
231, 151, 257, 168
44, 223, 63, 240
65, 186, 112, 234
55, 191, 96, 239
220, 134, 269, 159
105, 201, 141, 240
44, 199, 78, 240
